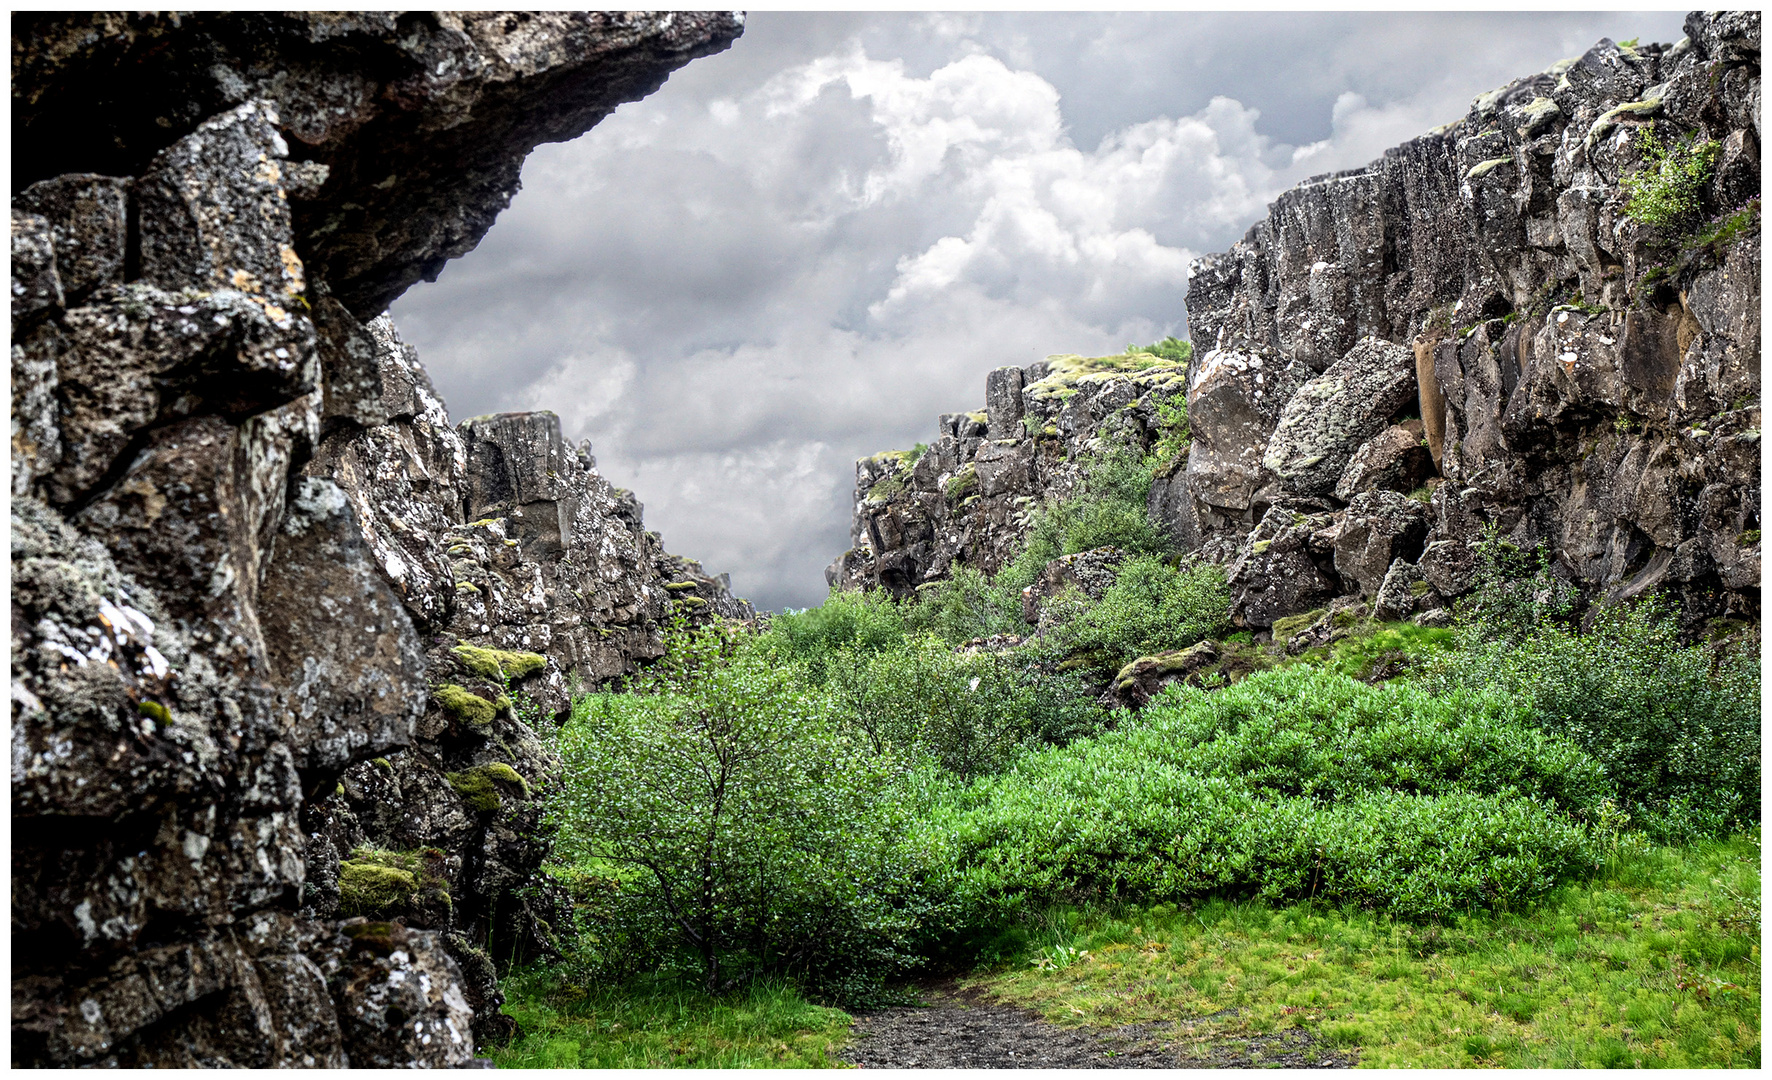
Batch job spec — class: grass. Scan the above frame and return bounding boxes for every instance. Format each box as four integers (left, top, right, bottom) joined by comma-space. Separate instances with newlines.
490, 973, 854, 1068
964, 831, 1760, 1068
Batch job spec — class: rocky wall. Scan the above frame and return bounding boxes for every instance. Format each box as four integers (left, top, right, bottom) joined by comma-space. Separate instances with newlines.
837, 12, 1759, 643
11, 11, 745, 1067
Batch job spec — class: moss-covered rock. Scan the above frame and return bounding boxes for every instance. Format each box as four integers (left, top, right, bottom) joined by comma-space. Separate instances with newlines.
446, 762, 530, 813
433, 683, 498, 727
338, 847, 453, 920
1271, 608, 1327, 641
339, 861, 418, 917
450, 643, 548, 681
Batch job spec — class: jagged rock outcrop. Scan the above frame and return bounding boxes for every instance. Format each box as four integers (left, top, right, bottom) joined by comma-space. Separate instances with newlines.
837, 12, 1759, 643
1182, 11, 1760, 632
829, 354, 1192, 596
11, 11, 744, 1068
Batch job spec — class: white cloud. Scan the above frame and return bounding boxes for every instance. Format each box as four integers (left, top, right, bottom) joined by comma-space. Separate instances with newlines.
392, 12, 1688, 609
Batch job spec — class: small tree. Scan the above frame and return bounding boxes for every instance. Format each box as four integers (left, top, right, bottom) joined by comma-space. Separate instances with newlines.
550, 626, 922, 1001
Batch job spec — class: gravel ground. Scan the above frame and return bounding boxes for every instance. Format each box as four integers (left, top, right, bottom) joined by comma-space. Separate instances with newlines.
840, 982, 1357, 1069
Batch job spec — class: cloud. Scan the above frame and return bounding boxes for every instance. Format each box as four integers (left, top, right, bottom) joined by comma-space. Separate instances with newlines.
389, 12, 1690, 611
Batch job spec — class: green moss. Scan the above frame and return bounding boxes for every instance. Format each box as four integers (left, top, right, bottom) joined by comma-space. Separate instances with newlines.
866, 475, 908, 504
943, 463, 979, 504
675, 596, 708, 609
1249, 539, 1273, 555
137, 700, 170, 724
1271, 609, 1327, 641
433, 683, 497, 728
339, 862, 417, 917
1024, 350, 1186, 405
1408, 580, 1433, 597
451, 644, 548, 681
1466, 157, 1514, 181
447, 763, 530, 813
1737, 530, 1760, 546
372, 757, 393, 771
456, 581, 481, 594
664, 581, 700, 592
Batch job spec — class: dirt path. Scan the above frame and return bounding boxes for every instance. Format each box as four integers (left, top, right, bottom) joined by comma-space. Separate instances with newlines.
840, 981, 1357, 1069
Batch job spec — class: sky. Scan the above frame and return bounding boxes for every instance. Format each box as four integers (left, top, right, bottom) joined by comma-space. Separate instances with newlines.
390, 10, 1690, 611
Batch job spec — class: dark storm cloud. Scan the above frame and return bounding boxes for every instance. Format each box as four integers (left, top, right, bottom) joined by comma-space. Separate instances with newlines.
389, 11, 1689, 611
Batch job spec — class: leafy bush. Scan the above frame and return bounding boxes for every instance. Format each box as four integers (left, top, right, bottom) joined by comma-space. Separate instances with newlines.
1621, 124, 1720, 229
902, 564, 1025, 645
1039, 555, 1228, 676
997, 439, 1172, 597
923, 667, 1603, 922
1138, 668, 1611, 813
549, 627, 925, 1003
825, 634, 1107, 778
1425, 597, 1760, 839
1127, 336, 1193, 365
763, 588, 905, 683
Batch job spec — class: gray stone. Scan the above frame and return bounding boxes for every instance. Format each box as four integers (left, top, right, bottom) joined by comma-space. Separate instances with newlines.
1263, 337, 1418, 498
15, 174, 129, 303
1226, 506, 1342, 629
1334, 490, 1431, 599
10, 209, 63, 325
985, 365, 1026, 439
1334, 421, 1435, 501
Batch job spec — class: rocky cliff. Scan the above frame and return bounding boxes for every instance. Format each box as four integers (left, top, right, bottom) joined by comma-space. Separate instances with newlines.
839, 11, 1759, 644
11, 12, 746, 1067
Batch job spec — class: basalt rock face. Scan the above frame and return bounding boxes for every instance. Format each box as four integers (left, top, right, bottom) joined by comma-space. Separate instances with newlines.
11, 11, 744, 1068
840, 13, 1760, 642
829, 357, 1192, 598
1184, 11, 1760, 632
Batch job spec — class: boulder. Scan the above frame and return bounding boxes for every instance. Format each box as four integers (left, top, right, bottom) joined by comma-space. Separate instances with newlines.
1333, 420, 1435, 501
1263, 337, 1418, 498
1184, 348, 1305, 514
985, 365, 1026, 439
1371, 557, 1446, 622
1333, 490, 1431, 599
1226, 505, 1342, 629
1108, 640, 1218, 708
14, 174, 129, 303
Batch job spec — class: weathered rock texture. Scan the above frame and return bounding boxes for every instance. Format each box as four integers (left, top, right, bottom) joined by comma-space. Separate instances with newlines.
11, 11, 745, 1068
829, 354, 1192, 596
839, 12, 1760, 641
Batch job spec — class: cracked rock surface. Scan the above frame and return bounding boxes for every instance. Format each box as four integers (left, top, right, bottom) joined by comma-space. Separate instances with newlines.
12, 10, 745, 1068
839, 12, 1759, 641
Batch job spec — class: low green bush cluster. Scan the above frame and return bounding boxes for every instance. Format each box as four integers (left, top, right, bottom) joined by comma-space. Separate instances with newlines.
923, 667, 1605, 923
1426, 597, 1760, 839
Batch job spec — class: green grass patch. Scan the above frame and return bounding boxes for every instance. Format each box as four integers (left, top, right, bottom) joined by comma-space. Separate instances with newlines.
492, 973, 853, 1068
966, 831, 1761, 1068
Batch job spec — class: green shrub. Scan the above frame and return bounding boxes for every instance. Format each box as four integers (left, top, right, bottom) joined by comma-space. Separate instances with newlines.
1127, 336, 1193, 365
1039, 555, 1228, 677
903, 565, 1024, 645
1425, 597, 1760, 839
997, 440, 1171, 597
549, 627, 926, 1003
1620, 124, 1720, 230
921, 667, 1603, 923
825, 635, 1107, 779
1137, 667, 1611, 813
763, 588, 905, 683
